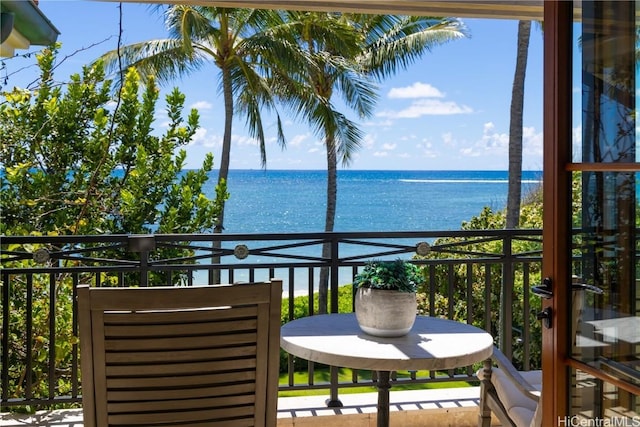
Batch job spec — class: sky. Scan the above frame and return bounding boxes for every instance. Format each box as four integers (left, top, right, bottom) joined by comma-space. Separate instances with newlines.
2, 2, 545, 171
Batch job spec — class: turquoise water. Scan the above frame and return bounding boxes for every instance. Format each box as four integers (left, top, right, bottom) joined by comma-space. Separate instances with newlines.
211, 170, 543, 233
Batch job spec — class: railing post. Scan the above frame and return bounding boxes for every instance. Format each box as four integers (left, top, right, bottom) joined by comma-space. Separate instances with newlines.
500, 234, 514, 359
330, 236, 340, 314
1, 271, 9, 404
327, 234, 343, 408
128, 235, 155, 287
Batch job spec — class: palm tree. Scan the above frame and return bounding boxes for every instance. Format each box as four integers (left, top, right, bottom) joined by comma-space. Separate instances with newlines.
503, 20, 531, 353
274, 13, 467, 313
506, 20, 531, 229
98, 6, 303, 236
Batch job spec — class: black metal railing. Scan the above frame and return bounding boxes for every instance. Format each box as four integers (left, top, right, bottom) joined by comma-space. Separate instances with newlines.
1, 229, 543, 409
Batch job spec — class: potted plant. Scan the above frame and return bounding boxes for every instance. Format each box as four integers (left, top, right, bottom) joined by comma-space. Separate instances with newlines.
353, 259, 423, 337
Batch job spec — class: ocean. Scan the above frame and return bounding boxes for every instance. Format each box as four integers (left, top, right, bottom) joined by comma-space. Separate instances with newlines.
210, 170, 543, 233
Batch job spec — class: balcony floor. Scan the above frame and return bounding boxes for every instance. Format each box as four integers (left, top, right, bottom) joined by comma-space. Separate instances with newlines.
1, 386, 500, 426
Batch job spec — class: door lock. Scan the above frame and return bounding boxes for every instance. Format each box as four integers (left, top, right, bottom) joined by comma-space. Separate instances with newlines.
537, 307, 552, 329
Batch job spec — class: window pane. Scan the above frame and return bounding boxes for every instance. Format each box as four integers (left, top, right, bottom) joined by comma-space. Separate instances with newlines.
570, 368, 639, 421
574, 1, 637, 163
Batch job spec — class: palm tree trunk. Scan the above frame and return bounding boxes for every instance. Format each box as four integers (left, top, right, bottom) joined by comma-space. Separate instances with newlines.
502, 20, 531, 352
319, 134, 338, 314
210, 65, 234, 284
506, 20, 531, 229
217, 65, 234, 233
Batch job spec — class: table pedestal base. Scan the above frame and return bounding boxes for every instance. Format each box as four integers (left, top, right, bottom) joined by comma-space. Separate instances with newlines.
326, 365, 343, 407
376, 370, 391, 427
325, 398, 343, 407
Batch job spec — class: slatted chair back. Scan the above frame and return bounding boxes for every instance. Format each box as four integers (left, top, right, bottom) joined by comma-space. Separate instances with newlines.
78, 280, 282, 427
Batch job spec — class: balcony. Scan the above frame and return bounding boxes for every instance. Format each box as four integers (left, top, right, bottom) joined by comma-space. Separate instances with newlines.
1, 230, 543, 425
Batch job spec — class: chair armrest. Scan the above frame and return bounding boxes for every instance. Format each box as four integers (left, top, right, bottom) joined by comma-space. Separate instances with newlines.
491, 348, 540, 403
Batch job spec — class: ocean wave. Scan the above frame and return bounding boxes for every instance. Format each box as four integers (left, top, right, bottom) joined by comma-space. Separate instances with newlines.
399, 179, 543, 184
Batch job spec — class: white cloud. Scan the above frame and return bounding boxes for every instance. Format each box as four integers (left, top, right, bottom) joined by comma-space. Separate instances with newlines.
418, 140, 438, 158
455, 121, 506, 159
234, 134, 259, 146
377, 99, 473, 119
382, 143, 397, 150
189, 128, 221, 148
459, 146, 480, 157
483, 122, 496, 133
441, 132, 454, 146
572, 125, 582, 145
364, 118, 394, 127
361, 133, 376, 149
480, 122, 509, 150
454, 122, 543, 170
289, 133, 310, 147
387, 82, 445, 99
523, 126, 543, 158
373, 151, 389, 157
188, 128, 264, 149
190, 100, 213, 110
572, 125, 582, 161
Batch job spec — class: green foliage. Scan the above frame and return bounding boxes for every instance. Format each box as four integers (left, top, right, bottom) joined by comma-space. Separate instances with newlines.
279, 286, 354, 372
0, 46, 227, 407
416, 192, 544, 370
281, 285, 354, 322
353, 259, 422, 292
1, 264, 78, 405
1, 46, 226, 237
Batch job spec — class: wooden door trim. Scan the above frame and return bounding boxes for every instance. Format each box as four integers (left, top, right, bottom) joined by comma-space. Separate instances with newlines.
566, 163, 640, 172
542, 1, 573, 425
566, 358, 640, 396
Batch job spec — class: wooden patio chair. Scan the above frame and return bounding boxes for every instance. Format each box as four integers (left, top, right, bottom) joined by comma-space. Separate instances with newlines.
477, 347, 542, 427
78, 280, 282, 427
477, 279, 604, 427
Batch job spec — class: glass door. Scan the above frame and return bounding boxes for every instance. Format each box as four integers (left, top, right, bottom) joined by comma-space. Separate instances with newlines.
569, 1, 640, 423
544, 1, 640, 424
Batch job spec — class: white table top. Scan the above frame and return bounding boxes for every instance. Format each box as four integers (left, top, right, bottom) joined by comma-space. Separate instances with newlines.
280, 313, 494, 372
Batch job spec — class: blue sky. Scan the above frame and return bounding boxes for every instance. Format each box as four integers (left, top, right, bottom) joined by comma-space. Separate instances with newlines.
4, 2, 545, 171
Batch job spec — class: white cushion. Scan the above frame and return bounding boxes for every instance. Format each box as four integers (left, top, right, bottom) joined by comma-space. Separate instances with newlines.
529, 393, 543, 427
477, 367, 542, 427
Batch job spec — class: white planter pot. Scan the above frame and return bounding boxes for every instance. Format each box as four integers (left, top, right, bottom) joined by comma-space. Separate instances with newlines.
354, 287, 417, 337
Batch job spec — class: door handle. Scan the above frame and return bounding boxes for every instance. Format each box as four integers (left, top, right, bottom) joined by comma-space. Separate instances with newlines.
571, 282, 604, 294
531, 277, 603, 330
537, 307, 552, 329
531, 277, 604, 299
532, 278, 553, 328
532, 277, 553, 299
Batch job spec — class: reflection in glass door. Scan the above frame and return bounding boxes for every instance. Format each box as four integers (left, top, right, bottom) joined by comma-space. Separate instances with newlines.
568, 1, 640, 423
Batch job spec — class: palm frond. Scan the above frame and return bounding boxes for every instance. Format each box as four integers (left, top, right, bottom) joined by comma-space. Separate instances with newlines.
362, 16, 468, 79
334, 112, 364, 166
308, 98, 363, 165
336, 67, 378, 119
98, 39, 206, 91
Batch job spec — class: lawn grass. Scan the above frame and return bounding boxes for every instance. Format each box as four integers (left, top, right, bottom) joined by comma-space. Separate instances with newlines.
278, 367, 472, 397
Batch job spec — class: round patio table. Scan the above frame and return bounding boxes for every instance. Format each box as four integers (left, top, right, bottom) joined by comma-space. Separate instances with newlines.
280, 313, 494, 427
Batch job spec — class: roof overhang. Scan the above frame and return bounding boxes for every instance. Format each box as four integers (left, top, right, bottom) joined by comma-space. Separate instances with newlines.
1, 0, 60, 57
114, 0, 545, 20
